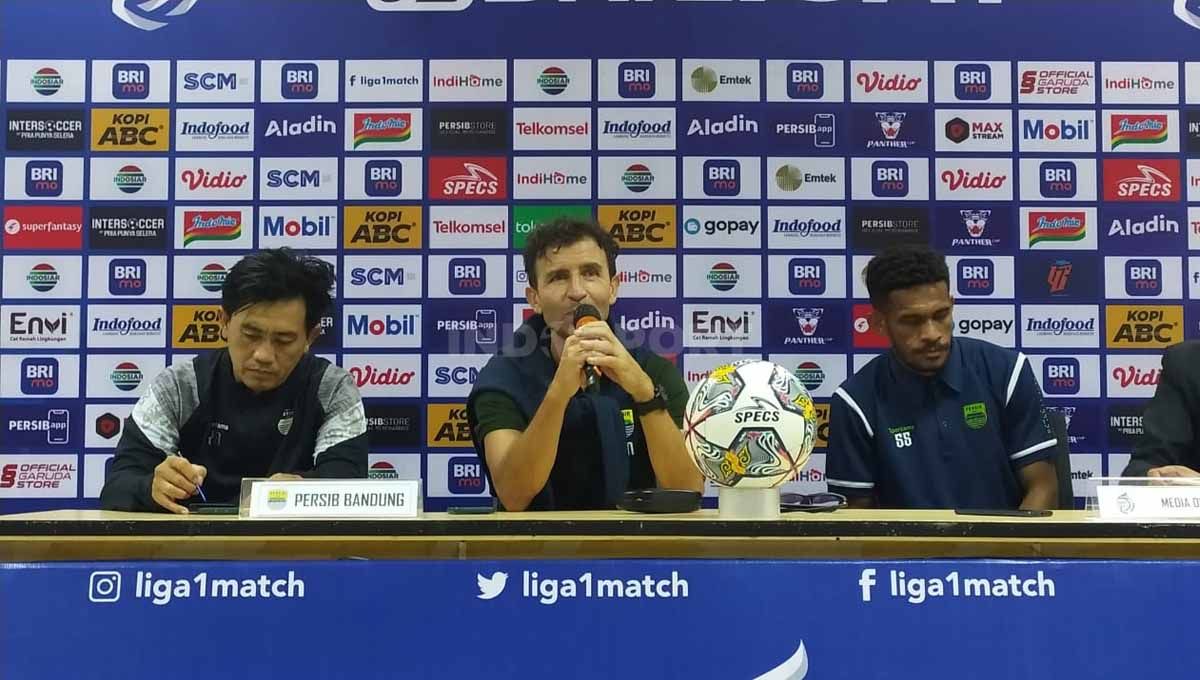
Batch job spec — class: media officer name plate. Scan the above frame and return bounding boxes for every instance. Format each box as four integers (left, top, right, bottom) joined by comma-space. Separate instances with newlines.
247, 480, 422, 519
1093, 478, 1200, 521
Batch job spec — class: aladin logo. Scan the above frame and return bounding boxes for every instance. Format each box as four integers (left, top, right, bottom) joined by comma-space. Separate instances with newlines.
1176, 0, 1200, 29
753, 641, 809, 680
112, 0, 199, 31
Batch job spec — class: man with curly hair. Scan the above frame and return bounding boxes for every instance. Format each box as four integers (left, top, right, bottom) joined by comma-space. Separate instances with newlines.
826, 245, 1058, 509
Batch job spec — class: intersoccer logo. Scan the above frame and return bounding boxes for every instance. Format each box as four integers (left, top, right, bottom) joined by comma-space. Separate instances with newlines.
112, 0, 199, 31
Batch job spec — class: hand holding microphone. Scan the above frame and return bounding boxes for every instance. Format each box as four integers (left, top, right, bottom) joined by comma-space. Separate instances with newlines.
573, 304, 604, 392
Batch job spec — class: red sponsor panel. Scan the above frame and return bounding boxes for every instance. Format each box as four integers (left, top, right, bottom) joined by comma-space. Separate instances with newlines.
427, 157, 507, 201
851, 303, 890, 349
2, 206, 84, 249
1103, 158, 1180, 202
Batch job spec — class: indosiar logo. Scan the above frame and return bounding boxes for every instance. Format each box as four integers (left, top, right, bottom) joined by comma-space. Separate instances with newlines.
598, 205, 676, 248
171, 305, 225, 349
343, 206, 422, 249
91, 109, 170, 151
426, 403, 472, 448
1105, 305, 1183, 348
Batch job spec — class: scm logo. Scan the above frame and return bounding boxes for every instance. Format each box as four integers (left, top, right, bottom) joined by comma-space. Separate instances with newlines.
172, 305, 225, 348
427, 403, 472, 447
598, 205, 676, 248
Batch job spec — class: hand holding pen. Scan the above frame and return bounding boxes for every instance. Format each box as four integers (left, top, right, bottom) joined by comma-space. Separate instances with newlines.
150, 453, 208, 514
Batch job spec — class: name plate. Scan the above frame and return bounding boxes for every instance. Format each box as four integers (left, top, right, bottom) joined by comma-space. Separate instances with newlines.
1096, 485, 1200, 521
248, 480, 421, 519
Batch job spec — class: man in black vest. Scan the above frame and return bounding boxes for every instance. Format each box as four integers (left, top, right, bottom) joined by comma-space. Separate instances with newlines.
1124, 341, 1200, 478
101, 248, 367, 513
468, 218, 702, 511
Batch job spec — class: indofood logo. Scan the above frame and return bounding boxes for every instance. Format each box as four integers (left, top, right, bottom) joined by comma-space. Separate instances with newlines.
112, 0, 199, 31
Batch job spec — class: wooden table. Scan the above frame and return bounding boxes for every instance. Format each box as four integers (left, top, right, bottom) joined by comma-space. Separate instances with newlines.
3, 508, 1198, 561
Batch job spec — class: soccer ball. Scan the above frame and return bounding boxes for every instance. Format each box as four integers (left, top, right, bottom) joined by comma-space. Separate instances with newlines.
683, 360, 818, 488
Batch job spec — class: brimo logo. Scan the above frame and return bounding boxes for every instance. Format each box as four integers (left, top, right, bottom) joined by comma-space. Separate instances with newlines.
112, 0, 199, 30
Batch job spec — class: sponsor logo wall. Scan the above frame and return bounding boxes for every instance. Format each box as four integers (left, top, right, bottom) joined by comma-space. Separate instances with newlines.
1, 1, 1199, 509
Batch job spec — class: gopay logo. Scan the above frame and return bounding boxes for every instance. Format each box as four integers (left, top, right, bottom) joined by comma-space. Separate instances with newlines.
112, 0, 199, 31
476, 571, 508, 600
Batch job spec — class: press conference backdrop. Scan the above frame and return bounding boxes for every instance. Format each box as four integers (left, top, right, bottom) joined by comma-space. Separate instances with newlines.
0, 0, 1198, 511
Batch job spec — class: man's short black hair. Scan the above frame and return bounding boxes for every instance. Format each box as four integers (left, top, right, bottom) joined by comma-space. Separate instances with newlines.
864, 245, 950, 309
221, 248, 335, 331
522, 217, 619, 287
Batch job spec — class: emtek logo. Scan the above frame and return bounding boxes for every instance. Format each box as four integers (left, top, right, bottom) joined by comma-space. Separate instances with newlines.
955, 64, 991, 100
26, 160, 63, 197
1043, 357, 1080, 395
703, 159, 739, 196
872, 160, 908, 197
21, 358, 59, 395
281, 63, 318, 99
618, 62, 655, 99
788, 258, 825, 295
957, 259, 994, 296
788, 62, 824, 99
109, 258, 147, 296
476, 571, 508, 600
1125, 259, 1162, 296
449, 258, 486, 295
112, 63, 150, 99
365, 160, 402, 197
1040, 161, 1077, 198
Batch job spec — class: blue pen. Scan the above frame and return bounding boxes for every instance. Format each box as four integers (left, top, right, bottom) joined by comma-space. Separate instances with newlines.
173, 452, 207, 502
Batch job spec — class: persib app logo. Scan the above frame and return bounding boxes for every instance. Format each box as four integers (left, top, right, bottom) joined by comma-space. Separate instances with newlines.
618, 61, 655, 99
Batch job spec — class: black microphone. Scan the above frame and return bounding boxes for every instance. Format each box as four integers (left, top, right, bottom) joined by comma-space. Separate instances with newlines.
573, 304, 603, 391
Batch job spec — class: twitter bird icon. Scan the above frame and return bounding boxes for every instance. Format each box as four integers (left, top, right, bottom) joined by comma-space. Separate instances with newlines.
476, 571, 508, 600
